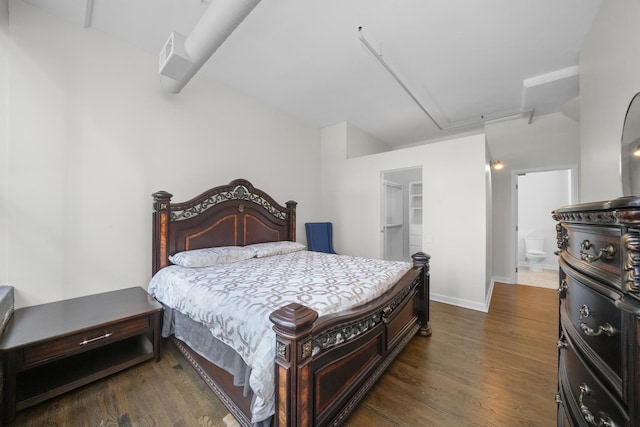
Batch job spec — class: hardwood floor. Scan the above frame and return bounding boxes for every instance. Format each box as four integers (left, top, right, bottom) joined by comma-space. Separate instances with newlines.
345, 282, 558, 426
11, 339, 231, 427
10, 283, 558, 426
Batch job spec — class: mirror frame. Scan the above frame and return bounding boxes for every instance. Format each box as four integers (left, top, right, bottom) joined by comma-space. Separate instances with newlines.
621, 92, 640, 196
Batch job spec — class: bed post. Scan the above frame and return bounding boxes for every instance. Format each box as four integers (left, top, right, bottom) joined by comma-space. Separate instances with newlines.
152, 191, 173, 275
270, 303, 318, 427
286, 200, 297, 241
412, 251, 432, 337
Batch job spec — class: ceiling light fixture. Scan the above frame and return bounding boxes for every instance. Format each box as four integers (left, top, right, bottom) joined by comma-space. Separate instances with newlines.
492, 160, 504, 170
634, 145, 640, 157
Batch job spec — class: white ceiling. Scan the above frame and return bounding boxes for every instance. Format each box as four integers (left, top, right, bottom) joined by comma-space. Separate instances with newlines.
22, 0, 602, 148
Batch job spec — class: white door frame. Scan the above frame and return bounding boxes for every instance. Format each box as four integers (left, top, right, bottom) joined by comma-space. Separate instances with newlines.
380, 167, 422, 260
509, 164, 579, 284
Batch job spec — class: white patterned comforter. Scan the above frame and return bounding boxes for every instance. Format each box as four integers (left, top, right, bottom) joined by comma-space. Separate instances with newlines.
147, 250, 411, 423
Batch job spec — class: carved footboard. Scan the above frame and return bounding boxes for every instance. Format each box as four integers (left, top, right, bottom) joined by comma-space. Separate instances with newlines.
270, 252, 430, 427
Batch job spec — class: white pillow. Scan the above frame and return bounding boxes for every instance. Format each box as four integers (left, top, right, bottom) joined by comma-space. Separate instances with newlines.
247, 241, 306, 258
169, 246, 255, 268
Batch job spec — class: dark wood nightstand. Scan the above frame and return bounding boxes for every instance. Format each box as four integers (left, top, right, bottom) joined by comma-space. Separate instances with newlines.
0, 287, 162, 424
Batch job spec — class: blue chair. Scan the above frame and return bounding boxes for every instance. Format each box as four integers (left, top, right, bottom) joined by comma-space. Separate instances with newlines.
305, 222, 337, 254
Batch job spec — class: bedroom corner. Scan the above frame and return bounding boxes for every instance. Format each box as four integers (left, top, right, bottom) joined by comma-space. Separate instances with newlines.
320, 123, 490, 311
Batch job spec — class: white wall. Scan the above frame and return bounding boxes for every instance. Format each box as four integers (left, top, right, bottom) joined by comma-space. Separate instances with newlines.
486, 113, 580, 282
2, 1, 321, 308
580, 0, 640, 201
321, 124, 490, 311
0, 0, 8, 287
346, 122, 390, 158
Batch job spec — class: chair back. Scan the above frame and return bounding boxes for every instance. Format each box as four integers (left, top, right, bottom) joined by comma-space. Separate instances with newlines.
305, 222, 336, 254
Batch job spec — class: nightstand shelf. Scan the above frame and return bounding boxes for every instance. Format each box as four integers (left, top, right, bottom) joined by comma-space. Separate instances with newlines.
0, 287, 162, 424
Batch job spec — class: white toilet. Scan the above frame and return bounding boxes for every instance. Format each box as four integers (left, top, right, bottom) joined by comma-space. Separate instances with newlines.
525, 235, 547, 272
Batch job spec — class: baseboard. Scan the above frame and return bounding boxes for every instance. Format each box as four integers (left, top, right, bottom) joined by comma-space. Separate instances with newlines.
431, 291, 490, 313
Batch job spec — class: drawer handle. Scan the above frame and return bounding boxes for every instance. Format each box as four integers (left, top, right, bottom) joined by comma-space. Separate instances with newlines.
580, 240, 615, 263
79, 332, 113, 346
578, 383, 616, 427
579, 305, 615, 337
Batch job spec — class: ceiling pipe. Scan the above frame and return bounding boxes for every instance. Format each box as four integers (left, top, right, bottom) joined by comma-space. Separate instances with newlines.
160, 0, 262, 94
358, 26, 535, 131
358, 27, 443, 130
83, 0, 94, 28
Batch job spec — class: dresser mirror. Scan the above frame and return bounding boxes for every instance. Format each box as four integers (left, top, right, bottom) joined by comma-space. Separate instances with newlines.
621, 91, 640, 196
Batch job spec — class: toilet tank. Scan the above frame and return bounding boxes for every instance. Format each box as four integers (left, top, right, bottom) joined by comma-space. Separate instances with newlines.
526, 236, 544, 252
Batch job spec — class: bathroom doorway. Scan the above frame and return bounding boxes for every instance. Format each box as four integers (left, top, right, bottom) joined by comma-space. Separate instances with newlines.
515, 168, 573, 288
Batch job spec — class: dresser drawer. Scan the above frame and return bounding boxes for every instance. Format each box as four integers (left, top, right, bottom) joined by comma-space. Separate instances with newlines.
560, 334, 629, 427
562, 224, 622, 288
22, 315, 151, 368
560, 264, 623, 389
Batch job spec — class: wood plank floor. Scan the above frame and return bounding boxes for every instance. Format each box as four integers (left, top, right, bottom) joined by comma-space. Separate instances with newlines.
346, 282, 558, 426
11, 339, 232, 426
10, 282, 558, 426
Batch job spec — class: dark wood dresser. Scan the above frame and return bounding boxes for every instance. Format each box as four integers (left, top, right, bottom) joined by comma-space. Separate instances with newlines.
553, 197, 640, 426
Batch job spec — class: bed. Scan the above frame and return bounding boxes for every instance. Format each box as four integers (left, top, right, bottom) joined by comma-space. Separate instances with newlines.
149, 178, 431, 427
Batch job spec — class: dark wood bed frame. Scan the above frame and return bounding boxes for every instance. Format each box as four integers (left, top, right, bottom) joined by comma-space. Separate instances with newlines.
151, 178, 431, 427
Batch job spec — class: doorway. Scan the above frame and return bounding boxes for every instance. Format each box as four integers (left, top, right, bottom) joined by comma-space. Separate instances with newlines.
381, 167, 422, 261
514, 168, 574, 288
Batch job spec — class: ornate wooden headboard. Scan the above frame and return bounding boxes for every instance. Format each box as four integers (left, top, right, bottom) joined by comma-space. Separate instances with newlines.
151, 179, 297, 275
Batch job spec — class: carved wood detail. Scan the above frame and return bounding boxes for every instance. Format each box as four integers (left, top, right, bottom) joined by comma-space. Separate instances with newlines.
623, 232, 640, 293
170, 181, 288, 221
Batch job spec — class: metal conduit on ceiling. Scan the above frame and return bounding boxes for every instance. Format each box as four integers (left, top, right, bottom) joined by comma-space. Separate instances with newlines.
159, 0, 262, 94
